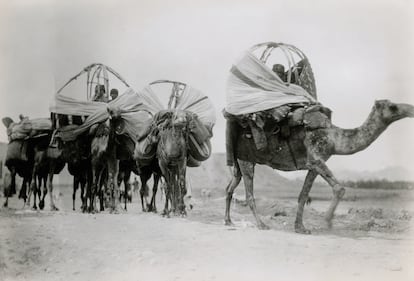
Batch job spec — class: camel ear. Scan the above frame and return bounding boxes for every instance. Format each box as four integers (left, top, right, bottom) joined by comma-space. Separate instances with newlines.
2, 117, 14, 128
374, 100, 386, 109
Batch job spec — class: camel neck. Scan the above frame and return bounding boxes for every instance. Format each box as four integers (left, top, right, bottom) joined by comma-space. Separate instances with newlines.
333, 108, 388, 155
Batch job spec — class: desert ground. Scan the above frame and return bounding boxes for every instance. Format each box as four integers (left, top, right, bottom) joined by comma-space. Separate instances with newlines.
1, 158, 414, 281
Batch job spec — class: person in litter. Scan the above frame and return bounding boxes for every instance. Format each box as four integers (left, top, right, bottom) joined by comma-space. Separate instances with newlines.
110, 88, 119, 101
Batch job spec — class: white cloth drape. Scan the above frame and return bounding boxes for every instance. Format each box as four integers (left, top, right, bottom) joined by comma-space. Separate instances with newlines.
139, 85, 216, 128
49, 85, 216, 142
50, 88, 154, 142
225, 51, 316, 115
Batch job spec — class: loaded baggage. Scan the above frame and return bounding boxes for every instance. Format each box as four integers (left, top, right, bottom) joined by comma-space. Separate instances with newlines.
224, 42, 329, 166
133, 80, 216, 167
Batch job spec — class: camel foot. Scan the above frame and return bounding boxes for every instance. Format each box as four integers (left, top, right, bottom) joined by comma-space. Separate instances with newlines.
3, 201, 8, 208
110, 205, 122, 214
324, 218, 333, 229
295, 224, 311, 234
51, 205, 59, 211
224, 219, 235, 227
32, 205, 38, 211
162, 210, 170, 218
110, 209, 119, 214
39, 201, 45, 210
257, 221, 270, 230
147, 205, 156, 212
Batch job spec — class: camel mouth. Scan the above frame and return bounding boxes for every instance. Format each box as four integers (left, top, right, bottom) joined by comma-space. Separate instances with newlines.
400, 103, 414, 118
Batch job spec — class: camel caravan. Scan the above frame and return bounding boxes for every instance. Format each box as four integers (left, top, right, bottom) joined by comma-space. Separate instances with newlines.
2, 42, 414, 233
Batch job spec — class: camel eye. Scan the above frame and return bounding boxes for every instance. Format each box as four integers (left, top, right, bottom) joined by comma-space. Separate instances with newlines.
389, 105, 398, 113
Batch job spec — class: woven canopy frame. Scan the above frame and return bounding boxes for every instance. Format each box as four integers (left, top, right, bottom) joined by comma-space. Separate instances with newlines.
249, 42, 317, 99
56, 63, 130, 101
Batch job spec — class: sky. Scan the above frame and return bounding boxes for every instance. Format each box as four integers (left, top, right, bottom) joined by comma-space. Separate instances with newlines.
0, 0, 413, 173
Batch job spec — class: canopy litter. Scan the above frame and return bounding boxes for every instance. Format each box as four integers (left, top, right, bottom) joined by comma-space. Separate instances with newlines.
225, 42, 318, 115
140, 80, 216, 128
134, 80, 216, 166
50, 64, 153, 142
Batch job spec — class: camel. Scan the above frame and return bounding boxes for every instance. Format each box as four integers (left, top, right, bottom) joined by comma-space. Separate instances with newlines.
24, 125, 66, 211
224, 100, 414, 234
1, 116, 59, 209
60, 134, 91, 211
136, 158, 162, 213
89, 120, 118, 212
28, 144, 50, 210
2, 135, 64, 210
118, 160, 135, 210
48, 114, 92, 211
2, 140, 33, 208
157, 115, 188, 216
89, 106, 135, 213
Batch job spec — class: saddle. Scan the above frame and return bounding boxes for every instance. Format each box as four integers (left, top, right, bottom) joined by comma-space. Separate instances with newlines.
224, 104, 332, 165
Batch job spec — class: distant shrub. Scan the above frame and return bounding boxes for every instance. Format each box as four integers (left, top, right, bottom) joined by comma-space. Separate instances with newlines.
342, 179, 414, 190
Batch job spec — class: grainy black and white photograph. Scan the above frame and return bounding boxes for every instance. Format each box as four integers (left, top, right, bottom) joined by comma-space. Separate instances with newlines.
0, 0, 413, 280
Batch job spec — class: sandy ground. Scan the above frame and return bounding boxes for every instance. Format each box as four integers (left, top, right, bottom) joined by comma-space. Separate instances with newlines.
1, 183, 414, 281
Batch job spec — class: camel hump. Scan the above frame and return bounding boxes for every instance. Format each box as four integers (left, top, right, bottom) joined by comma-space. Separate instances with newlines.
2, 117, 14, 128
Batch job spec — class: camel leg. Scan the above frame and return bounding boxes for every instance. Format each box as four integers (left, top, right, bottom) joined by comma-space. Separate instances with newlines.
123, 180, 127, 211
307, 159, 345, 228
238, 159, 269, 230
140, 173, 150, 212
123, 180, 130, 211
30, 178, 38, 210
39, 176, 47, 210
47, 172, 59, 211
18, 177, 28, 203
224, 165, 242, 226
123, 170, 131, 211
24, 180, 30, 209
22, 179, 30, 209
149, 174, 160, 213
30, 164, 39, 210
172, 173, 179, 215
80, 177, 86, 212
159, 164, 171, 217
108, 159, 120, 213
162, 184, 171, 217
73, 176, 79, 211
83, 168, 91, 213
96, 170, 102, 212
178, 163, 187, 216
85, 167, 92, 212
96, 170, 104, 212
140, 185, 148, 212
3, 169, 16, 208
294, 170, 318, 234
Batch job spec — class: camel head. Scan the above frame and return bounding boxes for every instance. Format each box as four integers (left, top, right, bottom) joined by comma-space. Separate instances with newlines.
2, 117, 14, 129
157, 119, 188, 165
107, 105, 122, 119
107, 105, 126, 134
373, 99, 414, 124
91, 120, 110, 156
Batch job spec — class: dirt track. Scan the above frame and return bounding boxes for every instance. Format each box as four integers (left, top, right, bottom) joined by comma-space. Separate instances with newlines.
1, 183, 414, 281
